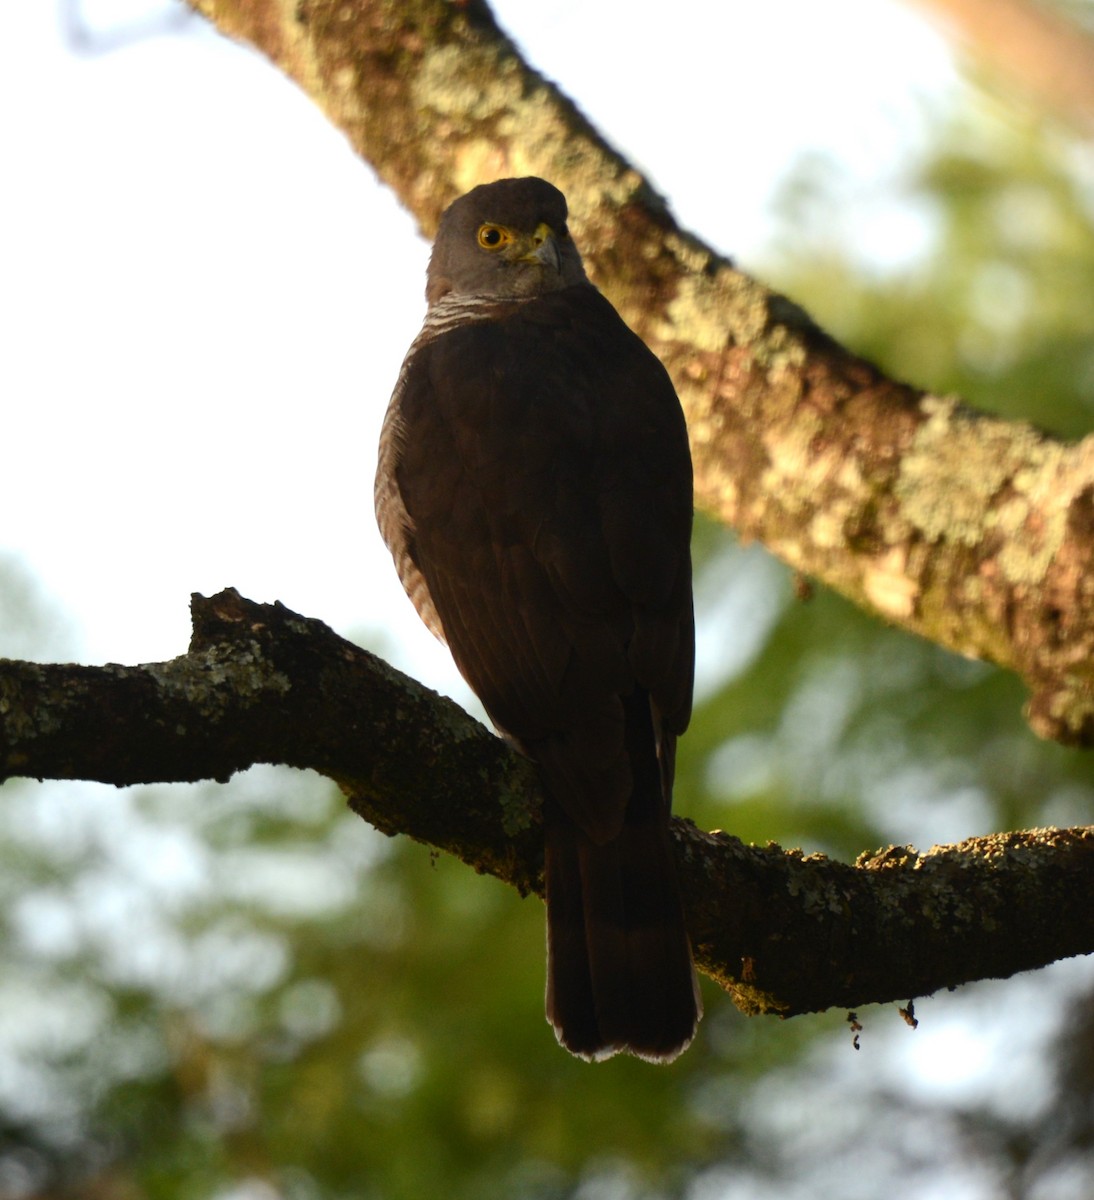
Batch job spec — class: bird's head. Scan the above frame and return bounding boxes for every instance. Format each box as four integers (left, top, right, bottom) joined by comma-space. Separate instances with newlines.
426, 177, 589, 304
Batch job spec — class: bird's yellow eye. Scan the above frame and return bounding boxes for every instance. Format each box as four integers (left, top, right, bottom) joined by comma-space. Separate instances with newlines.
477, 224, 512, 250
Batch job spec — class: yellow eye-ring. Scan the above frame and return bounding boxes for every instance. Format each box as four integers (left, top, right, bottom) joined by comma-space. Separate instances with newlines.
477, 224, 512, 250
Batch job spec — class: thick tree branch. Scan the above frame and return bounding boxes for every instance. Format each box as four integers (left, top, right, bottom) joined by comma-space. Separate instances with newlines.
185, 0, 1094, 745
2, 590, 1091, 1018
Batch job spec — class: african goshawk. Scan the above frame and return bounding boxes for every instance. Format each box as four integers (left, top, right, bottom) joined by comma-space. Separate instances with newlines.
375, 177, 700, 1062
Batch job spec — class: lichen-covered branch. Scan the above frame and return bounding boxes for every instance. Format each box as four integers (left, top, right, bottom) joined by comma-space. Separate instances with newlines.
1, 590, 1091, 1018
184, 0, 1093, 745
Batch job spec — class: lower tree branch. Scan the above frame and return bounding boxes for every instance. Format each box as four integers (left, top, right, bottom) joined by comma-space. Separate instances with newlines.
2, 590, 1090, 1018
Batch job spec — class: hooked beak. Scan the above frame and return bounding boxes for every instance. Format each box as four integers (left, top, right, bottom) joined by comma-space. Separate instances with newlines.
518, 222, 562, 272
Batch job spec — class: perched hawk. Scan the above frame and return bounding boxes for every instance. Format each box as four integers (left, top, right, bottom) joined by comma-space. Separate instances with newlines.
375, 177, 700, 1061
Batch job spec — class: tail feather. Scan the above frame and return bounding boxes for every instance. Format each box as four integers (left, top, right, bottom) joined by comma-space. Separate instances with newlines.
543, 815, 603, 1058
544, 693, 700, 1062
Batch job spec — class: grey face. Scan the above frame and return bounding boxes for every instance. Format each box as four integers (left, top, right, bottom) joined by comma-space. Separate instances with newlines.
426, 177, 589, 303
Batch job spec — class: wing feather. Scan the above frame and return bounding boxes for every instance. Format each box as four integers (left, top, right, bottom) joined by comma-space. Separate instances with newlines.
378, 284, 693, 842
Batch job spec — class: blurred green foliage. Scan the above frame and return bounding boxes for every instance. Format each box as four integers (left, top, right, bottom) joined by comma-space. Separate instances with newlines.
2, 28, 1094, 1200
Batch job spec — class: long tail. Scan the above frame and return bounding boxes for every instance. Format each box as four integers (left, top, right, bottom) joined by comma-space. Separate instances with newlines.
543, 694, 700, 1062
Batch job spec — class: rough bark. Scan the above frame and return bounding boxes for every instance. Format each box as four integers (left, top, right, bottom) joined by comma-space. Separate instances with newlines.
2, 589, 1091, 1019
184, 0, 1094, 745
